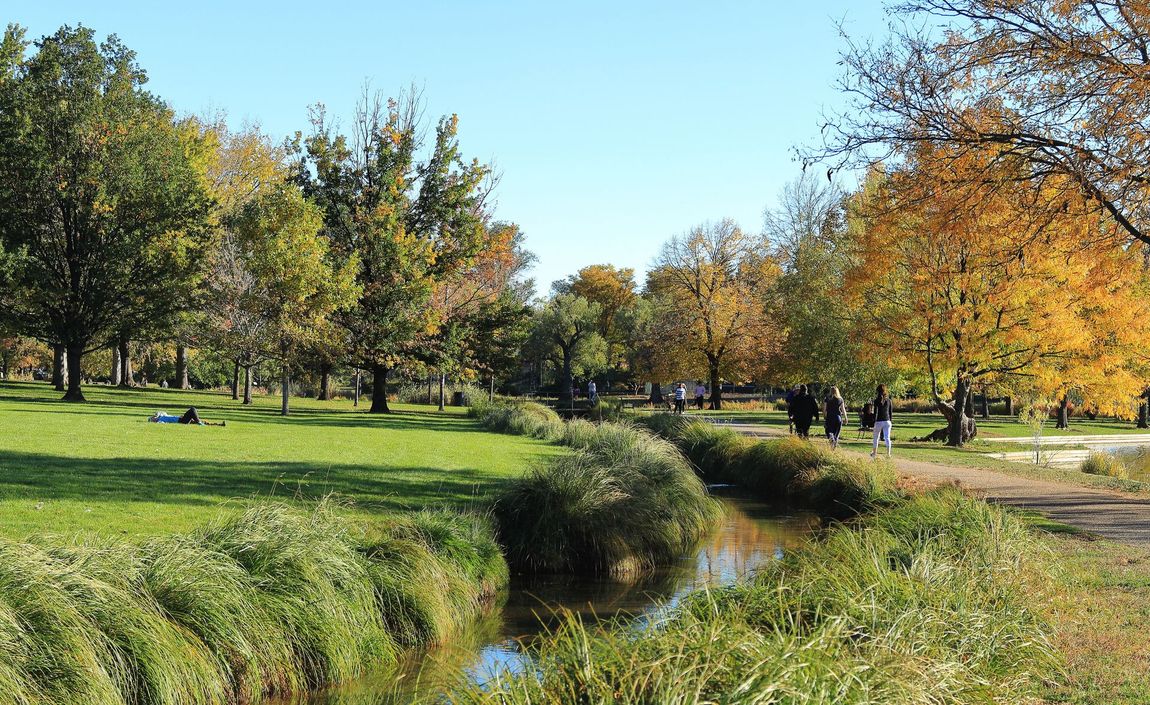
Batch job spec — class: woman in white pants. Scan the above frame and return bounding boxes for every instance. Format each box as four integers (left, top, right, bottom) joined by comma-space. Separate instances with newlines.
870, 384, 893, 458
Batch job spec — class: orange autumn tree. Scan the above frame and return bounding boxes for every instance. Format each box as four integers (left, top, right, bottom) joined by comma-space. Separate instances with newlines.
648, 219, 779, 410
847, 146, 1150, 446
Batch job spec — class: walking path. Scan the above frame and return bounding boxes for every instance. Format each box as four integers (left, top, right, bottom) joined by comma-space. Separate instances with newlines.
716, 421, 1150, 547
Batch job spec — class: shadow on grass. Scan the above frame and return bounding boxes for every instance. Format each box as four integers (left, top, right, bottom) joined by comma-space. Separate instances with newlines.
0, 449, 509, 514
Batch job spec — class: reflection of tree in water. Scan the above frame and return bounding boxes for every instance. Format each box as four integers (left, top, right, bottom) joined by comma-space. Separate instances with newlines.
285, 494, 818, 705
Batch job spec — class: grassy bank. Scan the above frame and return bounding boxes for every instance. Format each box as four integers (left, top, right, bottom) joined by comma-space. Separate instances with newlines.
471, 401, 722, 577
0, 501, 506, 705
445, 490, 1057, 704
638, 413, 898, 518
0, 381, 555, 537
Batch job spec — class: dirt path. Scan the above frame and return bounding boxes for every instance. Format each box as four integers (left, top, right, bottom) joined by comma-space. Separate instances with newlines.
720, 422, 1150, 546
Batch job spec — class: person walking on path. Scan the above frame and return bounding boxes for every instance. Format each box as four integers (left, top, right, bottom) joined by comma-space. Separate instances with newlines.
790, 384, 820, 438
871, 384, 894, 458
824, 386, 848, 449
587, 380, 598, 404
694, 381, 707, 410
785, 385, 799, 434
673, 382, 688, 414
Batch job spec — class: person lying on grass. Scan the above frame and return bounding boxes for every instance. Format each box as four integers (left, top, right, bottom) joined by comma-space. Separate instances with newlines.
148, 407, 225, 427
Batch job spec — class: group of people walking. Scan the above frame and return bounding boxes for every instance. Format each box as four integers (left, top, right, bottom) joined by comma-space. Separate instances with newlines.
786, 383, 893, 457
669, 381, 708, 414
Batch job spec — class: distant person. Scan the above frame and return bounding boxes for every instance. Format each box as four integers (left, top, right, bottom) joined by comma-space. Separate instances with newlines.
587, 380, 598, 403
673, 382, 688, 415
694, 381, 707, 410
784, 384, 800, 434
790, 384, 820, 438
148, 407, 225, 427
871, 384, 893, 458
824, 386, 847, 449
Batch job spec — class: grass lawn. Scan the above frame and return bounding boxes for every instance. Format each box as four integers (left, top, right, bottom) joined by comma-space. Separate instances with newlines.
1030, 524, 1150, 704
0, 381, 557, 538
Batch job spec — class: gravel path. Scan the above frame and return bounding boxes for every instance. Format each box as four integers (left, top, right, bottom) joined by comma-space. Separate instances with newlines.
719, 422, 1150, 546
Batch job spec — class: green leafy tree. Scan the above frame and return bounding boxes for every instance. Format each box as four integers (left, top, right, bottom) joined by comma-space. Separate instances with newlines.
230, 185, 359, 415
0, 25, 211, 401
529, 293, 607, 402
298, 90, 489, 413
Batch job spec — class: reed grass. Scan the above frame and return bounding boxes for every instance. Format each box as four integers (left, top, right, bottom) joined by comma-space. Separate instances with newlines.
0, 502, 508, 705
640, 414, 898, 517
448, 490, 1058, 705
1080, 451, 1129, 479
494, 421, 722, 577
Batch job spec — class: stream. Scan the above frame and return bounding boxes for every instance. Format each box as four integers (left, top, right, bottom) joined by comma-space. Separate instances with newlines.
284, 488, 819, 704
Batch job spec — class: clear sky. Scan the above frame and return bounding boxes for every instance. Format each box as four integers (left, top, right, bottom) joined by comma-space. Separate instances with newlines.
12, 1, 889, 291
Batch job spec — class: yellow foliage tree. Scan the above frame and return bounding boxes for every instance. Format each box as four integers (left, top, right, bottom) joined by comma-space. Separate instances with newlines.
848, 146, 1150, 445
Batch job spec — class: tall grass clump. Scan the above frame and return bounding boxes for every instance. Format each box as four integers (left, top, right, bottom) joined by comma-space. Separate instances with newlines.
452, 490, 1057, 705
469, 399, 563, 440
494, 422, 722, 577
678, 489, 1055, 701
0, 502, 509, 705
1080, 450, 1129, 479
640, 414, 897, 517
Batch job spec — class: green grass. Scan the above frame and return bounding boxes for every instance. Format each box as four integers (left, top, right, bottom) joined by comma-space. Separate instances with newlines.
0, 381, 557, 537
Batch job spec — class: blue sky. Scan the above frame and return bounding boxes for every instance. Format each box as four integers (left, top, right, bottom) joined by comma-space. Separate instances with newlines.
13, 2, 889, 290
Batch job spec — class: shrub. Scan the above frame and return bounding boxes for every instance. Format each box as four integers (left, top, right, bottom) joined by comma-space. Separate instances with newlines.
1080, 451, 1129, 479
394, 382, 482, 406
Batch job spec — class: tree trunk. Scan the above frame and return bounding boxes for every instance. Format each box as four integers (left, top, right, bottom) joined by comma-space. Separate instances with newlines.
707, 362, 722, 411
489, 375, 495, 402
175, 345, 190, 389
942, 376, 977, 447
649, 382, 664, 405
1004, 396, 1013, 416
51, 344, 66, 391
980, 390, 990, 419
231, 360, 240, 400
117, 338, 132, 388
354, 368, 361, 407
243, 365, 253, 405
1056, 396, 1070, 430
317, 365, 331, 401
964, 387, 975, 418
63, 342, 85, 402
438, 371, 446, 411
369, 364, 391, 413
559, 351, 574, 403
1139, 400, 1149, 429
110, 345, 122, 386
280, 364, 290, 416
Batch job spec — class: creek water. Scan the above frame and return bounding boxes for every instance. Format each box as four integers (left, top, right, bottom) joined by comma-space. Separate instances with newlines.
283, 489, 819, 704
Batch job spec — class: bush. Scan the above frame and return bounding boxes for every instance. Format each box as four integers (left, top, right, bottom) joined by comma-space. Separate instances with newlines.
494, 422, 722, 577
1080, 451, 1129, 479
0, 502, 508, 705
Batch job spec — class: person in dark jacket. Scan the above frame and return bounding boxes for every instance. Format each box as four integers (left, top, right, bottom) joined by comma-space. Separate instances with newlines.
870, 384, 894, 458
823, 386, 847, 449
789, 384, 820, 438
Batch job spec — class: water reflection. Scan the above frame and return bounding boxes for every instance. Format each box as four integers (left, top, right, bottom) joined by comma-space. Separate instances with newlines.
282, 489, 818, 705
